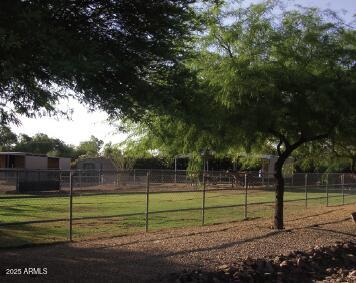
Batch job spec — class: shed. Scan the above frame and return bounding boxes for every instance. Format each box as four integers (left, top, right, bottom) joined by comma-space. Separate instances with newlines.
0, 152, 71, 192
0, 152, 71, 170
76, 157, 117, 171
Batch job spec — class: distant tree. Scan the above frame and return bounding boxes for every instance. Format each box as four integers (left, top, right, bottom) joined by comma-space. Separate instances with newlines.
0, 126, 17, 151
332, 142, 356, 173
76, 136, 103, 158
14, 133, 75, 157
294, 139, 356, 173
103, 142, 135, 170
0, 0, 196, 125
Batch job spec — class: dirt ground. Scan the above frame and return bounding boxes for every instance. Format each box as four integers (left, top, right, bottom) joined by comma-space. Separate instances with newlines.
0, 204, 355, 283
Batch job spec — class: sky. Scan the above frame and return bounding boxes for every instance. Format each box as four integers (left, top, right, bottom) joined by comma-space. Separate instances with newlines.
12, 98, 124, 146
11, 0, 356, 146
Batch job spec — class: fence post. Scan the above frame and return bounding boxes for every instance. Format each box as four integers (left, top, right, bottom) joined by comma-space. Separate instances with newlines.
304, 173, 308, 208
16, 169, 20, 192
291, 174, 294, 186
145, 171, 150, 232
202, 173, 206, 225
244, 173, 248, 220
68, 171, 73, 242
59, 170, 62, 190
342, 174, 345, 205
326, 173, 329, 207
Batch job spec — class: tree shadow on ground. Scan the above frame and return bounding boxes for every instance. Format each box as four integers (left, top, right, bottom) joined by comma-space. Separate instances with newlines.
0, 211, 354, 282
0, 243, 186, 283
308, 226, 356, 238
284, 209, 338, 222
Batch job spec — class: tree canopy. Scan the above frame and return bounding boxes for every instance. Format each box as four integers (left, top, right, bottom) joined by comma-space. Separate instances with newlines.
0, 126, 18, 151
0, 0, 196, 124
75, 136, 103, 158
0, 128, 106, 159
122, 1, 356, 229
14, 133, 76, 157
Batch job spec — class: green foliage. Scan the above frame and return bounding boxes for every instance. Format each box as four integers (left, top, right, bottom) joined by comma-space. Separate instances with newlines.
0, 126, 17, 151
238, 155, 261, 171
103, 142, 135, 170
195, 1, 356, 152
0, 0, 197, 125
131, 1, 356, 174
14, 133, 75, 157
76, 136, 103, 158
294, 139, 356, 173
118, 1, 356, 228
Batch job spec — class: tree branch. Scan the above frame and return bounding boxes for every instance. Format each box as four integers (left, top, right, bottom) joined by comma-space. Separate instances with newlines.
276, 138, 283, 156
269, 129, 290, 152
215, 34, 234, 58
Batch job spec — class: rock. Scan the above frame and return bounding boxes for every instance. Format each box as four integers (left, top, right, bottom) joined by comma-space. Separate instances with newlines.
348, 270, 356, 279
265, 261, 274, 273
313, 245, 322, 251
233, 271, 240, 278
296, 258, 306, 268
344, 254, 356, 264
273, 256, 282, 264
280, 260, 289, 268
217, 264, 229, 271
326, 267, 333, 274
343, 243, 350, 249
245, 257, 254, 265
161, 241, 356, 283
255, 259, 265, 273
329, 246, 337, 253
351, 212, 356, 223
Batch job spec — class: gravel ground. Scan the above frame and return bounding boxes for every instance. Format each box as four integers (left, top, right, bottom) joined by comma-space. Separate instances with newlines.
0, 204, 355, 282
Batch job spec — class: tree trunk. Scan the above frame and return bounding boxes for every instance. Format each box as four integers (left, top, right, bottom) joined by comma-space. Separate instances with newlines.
274, 161, 285, 229
271, 133, 328, 229
273, 151, 291, 230
351, 157, 356, 173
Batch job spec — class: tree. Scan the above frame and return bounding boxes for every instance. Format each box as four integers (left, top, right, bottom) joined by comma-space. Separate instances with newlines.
0, 126, 17, 151
14, 133, 75, 157
76, 136, 103, 157
125, 1, 356, 229
294, 139, 356, 173
193, 1, 356, 229
103, 142, 135, 170
0, 0, 196, 125
332, 142, 356, 173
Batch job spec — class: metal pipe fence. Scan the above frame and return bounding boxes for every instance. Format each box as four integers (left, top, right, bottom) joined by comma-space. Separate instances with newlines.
0, 169, 355, 248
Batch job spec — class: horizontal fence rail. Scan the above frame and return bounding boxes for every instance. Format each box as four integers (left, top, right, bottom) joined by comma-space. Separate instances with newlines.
0, 169, 355, 248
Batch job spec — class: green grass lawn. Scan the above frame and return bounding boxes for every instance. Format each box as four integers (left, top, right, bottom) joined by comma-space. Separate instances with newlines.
0, 187, 355, 248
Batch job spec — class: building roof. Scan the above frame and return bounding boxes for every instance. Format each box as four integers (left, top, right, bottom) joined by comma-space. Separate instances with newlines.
0, 152, 47, 157
0, 152, 71, 159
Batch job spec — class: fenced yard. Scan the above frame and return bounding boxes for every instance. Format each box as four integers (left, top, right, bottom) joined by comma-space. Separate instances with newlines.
0, 169, 355, 248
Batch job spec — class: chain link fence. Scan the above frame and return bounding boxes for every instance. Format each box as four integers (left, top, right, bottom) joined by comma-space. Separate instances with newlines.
0, 169, 355, 248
